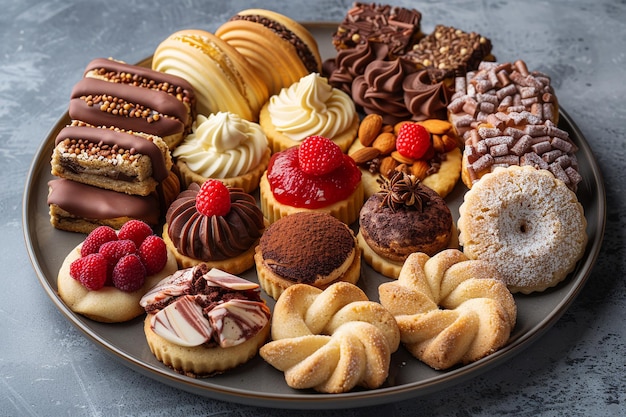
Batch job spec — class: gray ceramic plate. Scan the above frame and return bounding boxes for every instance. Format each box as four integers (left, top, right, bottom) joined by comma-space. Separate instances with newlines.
23, 23, 606, 410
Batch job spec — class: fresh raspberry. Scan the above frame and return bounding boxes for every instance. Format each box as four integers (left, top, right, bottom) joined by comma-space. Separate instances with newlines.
195, 179, 231, 217
117, 220, 153, 247
297, 135, 343, 175
138, 235, 168, 275
395, 123, 431, 160
69, 253, 108, 291
112, 254, 146, 292
99, 239, 137, 269
80, 226, 118, 257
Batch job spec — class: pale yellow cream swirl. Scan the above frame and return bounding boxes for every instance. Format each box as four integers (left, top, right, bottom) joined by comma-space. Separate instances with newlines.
267, 72, 357, 141
173, 112, 268, 178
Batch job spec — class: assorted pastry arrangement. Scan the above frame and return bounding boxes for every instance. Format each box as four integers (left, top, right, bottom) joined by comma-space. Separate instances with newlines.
45, 2, 588, 394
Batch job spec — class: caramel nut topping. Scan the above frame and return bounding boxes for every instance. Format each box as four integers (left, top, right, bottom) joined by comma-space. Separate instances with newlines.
441, 134, 460, 151
432, 134, 446, 153
355, 115, 460, 181
417, 119, 453, 135
391, 150, 416, 165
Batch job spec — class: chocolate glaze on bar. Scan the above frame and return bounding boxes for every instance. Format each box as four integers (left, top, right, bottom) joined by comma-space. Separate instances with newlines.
69, 78, 186, 138
55, 125, 169, 182
47, 178, 160, 224
83, 57, 196, 106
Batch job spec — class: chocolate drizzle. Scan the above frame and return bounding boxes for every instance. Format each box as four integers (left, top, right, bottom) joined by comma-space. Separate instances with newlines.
47, 178, 160, 224
54, 125, 169, 182
69, 77, 187, 138
84, 57, 196, 108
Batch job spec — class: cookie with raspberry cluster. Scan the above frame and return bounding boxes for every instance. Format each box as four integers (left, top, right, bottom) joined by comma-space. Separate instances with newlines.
57, 220, 178, 323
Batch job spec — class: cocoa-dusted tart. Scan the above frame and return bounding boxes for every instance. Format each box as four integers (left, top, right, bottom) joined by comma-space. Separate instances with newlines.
357, 171, 456, 279
254, 211, 361, 300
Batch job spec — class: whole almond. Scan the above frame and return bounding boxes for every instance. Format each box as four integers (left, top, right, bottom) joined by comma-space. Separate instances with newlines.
379, 156, 398, 178
372, 132, 396, 155
417, 119, 453, 134
391, 150, 416, 165
410, 160, 430, 180
349, 146, 381, 164
432, 134, 446, 153
441, 134, 460, 151
358, 114, 383, 146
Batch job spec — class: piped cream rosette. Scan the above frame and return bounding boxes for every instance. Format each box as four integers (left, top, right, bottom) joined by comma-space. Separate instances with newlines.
259, 72, 359, 153
174, 112, 270, 193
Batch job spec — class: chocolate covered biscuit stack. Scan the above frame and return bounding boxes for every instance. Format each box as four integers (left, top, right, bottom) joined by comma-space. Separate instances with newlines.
48, 58, 196, 233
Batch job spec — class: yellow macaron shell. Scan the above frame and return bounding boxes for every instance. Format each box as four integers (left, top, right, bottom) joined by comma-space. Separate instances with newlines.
153, 29, 268, 121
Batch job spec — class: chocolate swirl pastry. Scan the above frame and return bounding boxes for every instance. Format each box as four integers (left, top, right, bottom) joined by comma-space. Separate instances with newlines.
351, 58, 417, 124
403, 70, 453, 122
165, 183, 265, 261
325, 40, 390, 95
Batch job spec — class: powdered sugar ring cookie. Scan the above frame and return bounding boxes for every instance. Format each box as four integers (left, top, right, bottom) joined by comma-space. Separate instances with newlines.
458, 165, 587, 293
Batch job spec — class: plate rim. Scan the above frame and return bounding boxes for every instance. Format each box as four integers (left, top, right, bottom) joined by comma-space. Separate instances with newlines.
22, 22, 607, 410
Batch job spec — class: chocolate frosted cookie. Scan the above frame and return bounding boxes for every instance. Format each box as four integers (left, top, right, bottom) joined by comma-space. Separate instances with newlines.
50, 125, 172, 196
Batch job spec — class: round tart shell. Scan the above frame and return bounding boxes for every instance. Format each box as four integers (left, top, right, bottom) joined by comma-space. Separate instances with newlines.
144, 314, 270, 377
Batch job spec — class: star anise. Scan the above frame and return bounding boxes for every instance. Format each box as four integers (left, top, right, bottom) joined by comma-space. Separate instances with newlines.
376, 170, 431, 212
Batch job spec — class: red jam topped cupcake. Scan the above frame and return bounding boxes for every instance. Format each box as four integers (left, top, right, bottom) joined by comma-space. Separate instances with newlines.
259, 135, 363, 224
